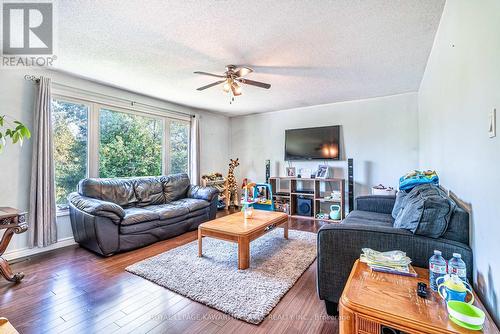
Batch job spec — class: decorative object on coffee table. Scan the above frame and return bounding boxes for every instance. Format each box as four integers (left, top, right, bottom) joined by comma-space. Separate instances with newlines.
339, 260, 499, 333
198, 210, 288, 269
0, 207, 28, 282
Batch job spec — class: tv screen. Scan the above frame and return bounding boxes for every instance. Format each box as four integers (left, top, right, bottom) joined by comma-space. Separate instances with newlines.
285, 126, 340, 160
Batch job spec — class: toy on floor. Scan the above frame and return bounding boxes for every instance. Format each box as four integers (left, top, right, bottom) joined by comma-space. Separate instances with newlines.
252, 183, 275, 211
226, 158, 240, 208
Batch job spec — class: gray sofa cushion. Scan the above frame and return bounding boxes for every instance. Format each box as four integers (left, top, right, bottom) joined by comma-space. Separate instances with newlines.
443, 207, 469, 244
122, 207, 160, 226
78, 178, 137, 207
391, 190, 407, 219
143, 203, 189, 220
394, 184, 456, 238
345, 210, 394, 225
161, 173, 190, 202
134, 177, 165, 207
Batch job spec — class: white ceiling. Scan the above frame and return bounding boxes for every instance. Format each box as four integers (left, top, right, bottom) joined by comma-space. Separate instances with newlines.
55, 0, 445, 116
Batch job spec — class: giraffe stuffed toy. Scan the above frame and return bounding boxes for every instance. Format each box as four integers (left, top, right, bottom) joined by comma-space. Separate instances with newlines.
226, 158, 240, 208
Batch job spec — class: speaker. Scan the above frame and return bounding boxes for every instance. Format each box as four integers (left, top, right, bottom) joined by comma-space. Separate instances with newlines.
348, 158, 354, 213
265, 159, 270, 183
297, 197, 312, 217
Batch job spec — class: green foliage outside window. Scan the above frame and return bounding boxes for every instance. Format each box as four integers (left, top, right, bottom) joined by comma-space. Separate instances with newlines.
169, 120, 189, 174
99, 109, 163, 178
52, 100, 88, 207
52, 101, 190, 209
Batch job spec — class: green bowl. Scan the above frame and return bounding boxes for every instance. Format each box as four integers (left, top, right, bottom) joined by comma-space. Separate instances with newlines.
447, 300, 485, 330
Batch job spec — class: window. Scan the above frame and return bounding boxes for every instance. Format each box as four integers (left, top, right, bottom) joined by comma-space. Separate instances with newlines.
51, 94, 190, 212
52, 100, 88, 210
99, 108, 163, 178
169, 120, 190, 174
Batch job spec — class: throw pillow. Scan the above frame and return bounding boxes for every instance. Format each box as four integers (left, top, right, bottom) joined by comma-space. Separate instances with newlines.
393, 184, 456, 238
391, 190, 407, 219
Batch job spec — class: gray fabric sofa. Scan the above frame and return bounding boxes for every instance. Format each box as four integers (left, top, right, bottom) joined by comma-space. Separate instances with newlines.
317, 194, 472, 315
68, 173, 218, 256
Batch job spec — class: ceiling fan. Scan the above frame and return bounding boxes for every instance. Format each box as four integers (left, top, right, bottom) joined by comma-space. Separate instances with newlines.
194, 65, 271, 103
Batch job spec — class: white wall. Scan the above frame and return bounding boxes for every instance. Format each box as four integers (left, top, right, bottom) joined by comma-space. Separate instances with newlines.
418, 0, 500, 324
230, 93, 419, 199
0, 69, 230, 257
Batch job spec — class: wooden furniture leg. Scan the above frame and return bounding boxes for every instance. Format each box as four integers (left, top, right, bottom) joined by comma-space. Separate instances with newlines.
0, 224, 27, 283
238, 237, 250, 270
284, 218, 289, 239
198, 228, 203, 257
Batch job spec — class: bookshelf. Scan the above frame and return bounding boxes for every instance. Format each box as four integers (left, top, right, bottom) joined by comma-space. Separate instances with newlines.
269, 176, 345, 222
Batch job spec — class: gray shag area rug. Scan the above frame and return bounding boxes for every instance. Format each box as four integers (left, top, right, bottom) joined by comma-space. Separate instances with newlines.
126, 228, 316, 324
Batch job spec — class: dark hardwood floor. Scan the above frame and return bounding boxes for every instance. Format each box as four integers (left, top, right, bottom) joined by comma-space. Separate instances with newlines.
0, 210, 338, 334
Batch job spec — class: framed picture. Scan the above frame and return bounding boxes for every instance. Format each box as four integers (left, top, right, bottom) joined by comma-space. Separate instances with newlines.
286, 167, 296, 177
315, 165, 329, 179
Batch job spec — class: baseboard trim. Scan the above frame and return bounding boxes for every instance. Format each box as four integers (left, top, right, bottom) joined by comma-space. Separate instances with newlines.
4, 237, 77, 262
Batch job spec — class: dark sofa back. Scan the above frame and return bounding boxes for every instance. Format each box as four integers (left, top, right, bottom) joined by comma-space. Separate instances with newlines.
78, 173, 191, 207
79, 178, 138, 207
443, 206, 469, 245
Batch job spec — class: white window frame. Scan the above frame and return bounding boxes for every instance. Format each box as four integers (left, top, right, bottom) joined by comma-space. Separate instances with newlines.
52, 86, 191, 215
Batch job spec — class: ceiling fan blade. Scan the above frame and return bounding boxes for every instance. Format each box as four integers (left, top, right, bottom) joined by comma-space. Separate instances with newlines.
196, 80, 226, 91
193, 71, 226, 78
237, 78, 271, 89
234, 67, 253, 78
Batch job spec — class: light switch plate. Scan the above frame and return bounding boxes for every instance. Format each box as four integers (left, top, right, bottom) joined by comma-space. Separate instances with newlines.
489, 108, 496, 138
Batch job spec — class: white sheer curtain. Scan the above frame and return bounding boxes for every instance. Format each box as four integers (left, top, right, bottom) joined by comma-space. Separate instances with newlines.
190, 114, 200, 185
29, 76, 57, 247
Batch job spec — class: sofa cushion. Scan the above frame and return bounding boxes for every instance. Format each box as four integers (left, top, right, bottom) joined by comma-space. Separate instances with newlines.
443, 206, 469, 244
345, 210, 394, 225
122, 207, 160, 226
78, 178, 137, 207
175, 198, 210, 212
161, 173, 191, 202
134, 177, 165, 207
143, 203, 189, 220
391, 190, 407, 219
393, 184, 456, 238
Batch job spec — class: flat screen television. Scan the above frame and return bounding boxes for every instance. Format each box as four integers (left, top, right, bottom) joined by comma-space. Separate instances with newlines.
284, 125, 340, 160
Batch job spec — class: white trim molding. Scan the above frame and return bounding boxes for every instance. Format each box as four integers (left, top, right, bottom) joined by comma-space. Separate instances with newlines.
4, 237, 77, 262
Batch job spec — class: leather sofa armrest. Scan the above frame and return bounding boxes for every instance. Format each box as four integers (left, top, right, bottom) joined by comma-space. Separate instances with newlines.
355, 195, 396, 214
187, 185, 219, 202
68, 192, 125, 224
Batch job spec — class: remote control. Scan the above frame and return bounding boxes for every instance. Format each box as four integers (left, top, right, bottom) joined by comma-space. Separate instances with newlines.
417, 282, 428, 298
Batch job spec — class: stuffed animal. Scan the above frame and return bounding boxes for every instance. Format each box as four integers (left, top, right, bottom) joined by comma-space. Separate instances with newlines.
226, 158, 240, 207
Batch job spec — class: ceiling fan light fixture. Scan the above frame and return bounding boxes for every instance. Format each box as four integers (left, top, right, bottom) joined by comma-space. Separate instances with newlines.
223, 81, 231, 93
233, 81, 242, 95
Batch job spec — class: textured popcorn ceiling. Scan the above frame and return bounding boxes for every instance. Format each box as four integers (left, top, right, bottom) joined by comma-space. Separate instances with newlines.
55, 0, 445, 116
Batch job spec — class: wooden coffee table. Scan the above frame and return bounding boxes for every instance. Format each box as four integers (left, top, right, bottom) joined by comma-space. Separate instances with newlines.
339, 260, 499, 334
198, 210, 289, 270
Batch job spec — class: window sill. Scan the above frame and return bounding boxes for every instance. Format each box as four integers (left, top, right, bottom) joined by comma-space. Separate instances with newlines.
56, 209, 69, 217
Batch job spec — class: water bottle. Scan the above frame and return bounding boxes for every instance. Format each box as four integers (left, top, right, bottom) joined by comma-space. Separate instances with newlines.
429, 250, 447, 291
448, 253, 467, 282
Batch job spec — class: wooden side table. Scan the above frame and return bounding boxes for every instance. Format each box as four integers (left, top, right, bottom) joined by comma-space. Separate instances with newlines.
0, 207, 28, 283
339, 260, 499, 334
